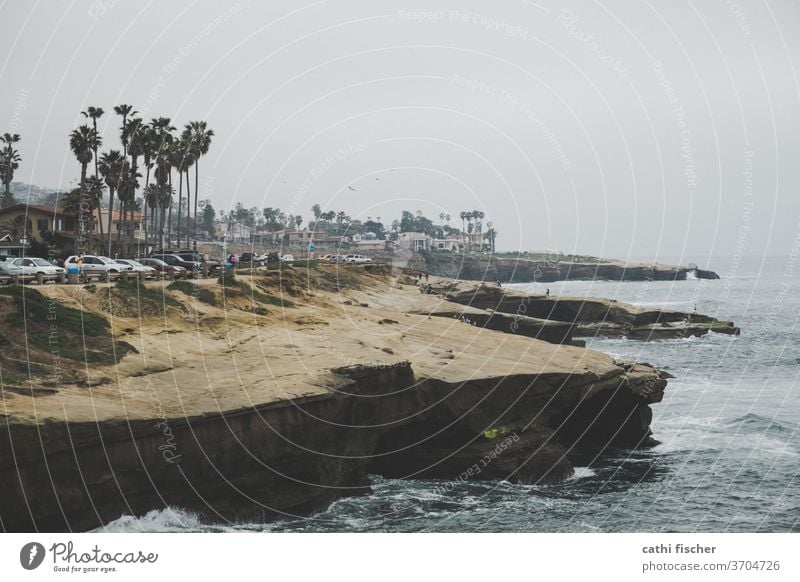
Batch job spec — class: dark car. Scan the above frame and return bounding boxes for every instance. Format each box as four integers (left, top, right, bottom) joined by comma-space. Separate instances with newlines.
138, 258, 188, 278
151, 249, 221, 275
150, 253, 201, 273
238, 252, 262, 266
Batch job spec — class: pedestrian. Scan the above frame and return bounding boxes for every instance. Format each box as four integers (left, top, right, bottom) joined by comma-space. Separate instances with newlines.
546, 288, 550, 299
425, 272, 429, 281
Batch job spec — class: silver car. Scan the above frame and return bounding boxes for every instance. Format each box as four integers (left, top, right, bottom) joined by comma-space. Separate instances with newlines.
11, 257, 66, 279
116, 259, 157, 278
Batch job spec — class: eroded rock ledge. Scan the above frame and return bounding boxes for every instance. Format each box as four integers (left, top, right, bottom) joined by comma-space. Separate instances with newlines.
439, 284, 740, 341
0, 358, 666, 532
407, 253, 720, 283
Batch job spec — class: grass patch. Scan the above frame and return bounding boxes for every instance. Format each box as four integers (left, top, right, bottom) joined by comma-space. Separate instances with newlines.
220, 277, 295, 308
101, 278, 184, 317
290, 260, 319, 269
0, 286, 135, 365
167, 280, 196, 295
168, 280, 218, 306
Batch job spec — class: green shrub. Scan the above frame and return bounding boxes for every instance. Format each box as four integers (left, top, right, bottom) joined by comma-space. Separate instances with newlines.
197, 288, 217, 306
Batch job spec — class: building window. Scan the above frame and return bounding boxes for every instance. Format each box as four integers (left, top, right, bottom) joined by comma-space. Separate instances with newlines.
37, 218, 48, 233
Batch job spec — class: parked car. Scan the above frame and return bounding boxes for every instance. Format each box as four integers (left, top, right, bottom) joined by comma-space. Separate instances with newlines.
238, 252, 262, 266
0, 260, 26, 281
11, 257, 66, 279
64, 255, 133, 279
150, 249, 221, 275
280, 254, 295, 263
138, 257, 188, 278
115, 259, 158, 278
344, 254, 372, 264
150, 253, 202, 273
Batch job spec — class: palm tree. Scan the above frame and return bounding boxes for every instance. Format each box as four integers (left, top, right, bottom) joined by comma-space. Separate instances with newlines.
69, 125, 102, 252
85, 176, 106, 251
485, 221, 497, 252
98, 150, 126, 256
114, 104, 136, 157
185, 151, 195, 246
151, 130, 173, 246
143, 183, 160, 246
0, 133, 21, 208
122, 118, 145, 254
116, 166, 140, 255
172, 137, 193, 247
158, 183, 174, 249
184, 120, 214, 249
81, 106, 104, 179
472, 210, 485, 251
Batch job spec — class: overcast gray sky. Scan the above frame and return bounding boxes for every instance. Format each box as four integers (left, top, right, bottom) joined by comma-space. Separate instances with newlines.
2, 0, 799, 262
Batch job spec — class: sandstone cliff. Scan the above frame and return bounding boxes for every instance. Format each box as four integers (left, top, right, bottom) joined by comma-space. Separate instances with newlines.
1, 266, 674, 531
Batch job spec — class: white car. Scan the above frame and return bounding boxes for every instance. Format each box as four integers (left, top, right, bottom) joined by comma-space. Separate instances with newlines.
280, 254, 295, 263
0, 260, 27, 278
115, 259, 157, 278
65, 255, 133, 279
344, 254, 372, 264
11, 257, 66, 279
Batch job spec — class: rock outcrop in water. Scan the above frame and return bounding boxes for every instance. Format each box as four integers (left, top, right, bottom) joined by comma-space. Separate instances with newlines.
440, 283, 740, 341
405, 252, 720, 283
0, 267, 677, 531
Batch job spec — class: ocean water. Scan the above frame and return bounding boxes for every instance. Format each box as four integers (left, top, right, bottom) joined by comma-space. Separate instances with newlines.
100, 255, 800, 533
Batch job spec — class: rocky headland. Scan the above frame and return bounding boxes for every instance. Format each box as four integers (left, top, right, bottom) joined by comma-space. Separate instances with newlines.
405, 252, 720, 283
0, 264, 733, 531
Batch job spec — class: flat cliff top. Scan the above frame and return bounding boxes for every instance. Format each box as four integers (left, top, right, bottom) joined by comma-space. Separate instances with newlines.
1, 269, 619, 426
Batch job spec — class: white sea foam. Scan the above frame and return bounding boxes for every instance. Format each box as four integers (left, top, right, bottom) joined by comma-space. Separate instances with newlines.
95, 507, 204, 533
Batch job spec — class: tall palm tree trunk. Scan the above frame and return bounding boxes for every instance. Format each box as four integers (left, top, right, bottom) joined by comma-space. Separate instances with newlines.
116, 202, 124, 251
143, 165, 150, 249
193, 162, 199, 250
77, 164, 87, 253
184, 168, 191, 249
106, 188, 115, 257
176, 170, 183, 248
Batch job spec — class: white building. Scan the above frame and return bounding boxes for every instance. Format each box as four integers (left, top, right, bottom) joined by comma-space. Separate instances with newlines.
397, 231, 431, 251
215, 221, 251, 243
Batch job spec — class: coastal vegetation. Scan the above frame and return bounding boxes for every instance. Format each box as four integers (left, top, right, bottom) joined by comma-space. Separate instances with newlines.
0, 106, 215, 256
0, 133, 21, 208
